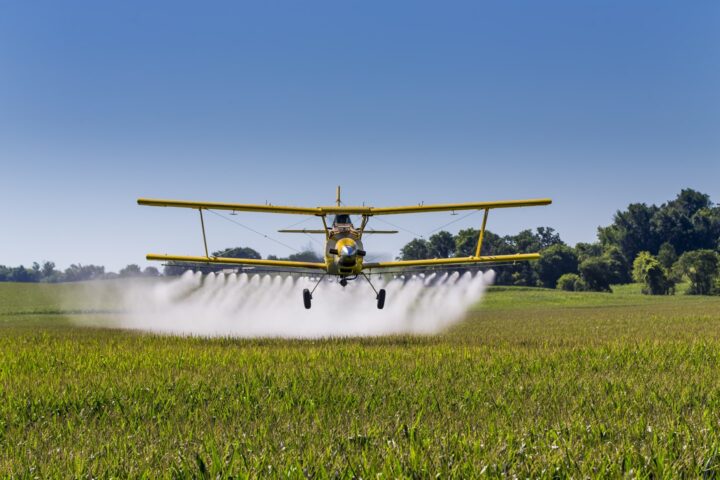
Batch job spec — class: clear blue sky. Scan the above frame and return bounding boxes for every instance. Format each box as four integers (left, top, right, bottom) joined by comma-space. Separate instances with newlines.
1, 1, 718, 271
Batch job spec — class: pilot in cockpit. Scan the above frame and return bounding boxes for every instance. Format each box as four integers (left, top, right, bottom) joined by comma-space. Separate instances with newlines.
332, 214, 353, 227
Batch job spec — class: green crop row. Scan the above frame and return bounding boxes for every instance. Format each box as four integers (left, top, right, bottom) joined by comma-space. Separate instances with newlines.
1, 281, 720, 477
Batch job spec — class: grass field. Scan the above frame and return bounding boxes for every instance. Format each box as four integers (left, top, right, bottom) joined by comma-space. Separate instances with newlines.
2, 281, 720, 477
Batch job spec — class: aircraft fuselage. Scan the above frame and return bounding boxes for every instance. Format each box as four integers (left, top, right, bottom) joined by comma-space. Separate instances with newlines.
324, 217, 365, 277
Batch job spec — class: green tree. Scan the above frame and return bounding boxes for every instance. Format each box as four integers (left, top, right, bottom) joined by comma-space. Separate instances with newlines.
598, 203, 660, 272
7, 266, 39, 282
454, 228, 478, 257
212, 247, 261, 259
40, 261, 63, 283
163, 261, 190, 276
536, 244, 578, 288
600, 190, 720, 264
602, 246, 631, 284
574, 242, 603, 263
398, 238, 430, 260
63, 264, 105, 282
455, 229, 504, 257
496, 228, 563, 286
578, 257, 613, 292
556, 273, 584, 292
657, 242, 678, 269
507, 265, 539, 286
40, 261, 56, 279
143, 266, 160, 277
287, 250, 323, 262
119, 264, 142, 277
510, 227, 562, 253
632, 252, 673, 295
675, 250, 719, 295
690, 206, 720, 251
652, 189, 715, 253
428, 231, 455, 258
534, 227, 563, 249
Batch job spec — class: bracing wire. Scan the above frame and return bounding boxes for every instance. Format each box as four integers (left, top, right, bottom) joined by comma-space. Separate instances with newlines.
371, 210, 481, 239
426, 210, 479, 235
301, 232, 325, 250
209, 194, 481, 257
341, 196, 475, 240
372, 216, 424, 238
206, 209, 301, 253
280, 215, 317, 230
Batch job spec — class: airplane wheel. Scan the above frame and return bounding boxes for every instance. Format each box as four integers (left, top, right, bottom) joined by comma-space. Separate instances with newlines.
376, 289, 386, 309
303, 289, 312, 309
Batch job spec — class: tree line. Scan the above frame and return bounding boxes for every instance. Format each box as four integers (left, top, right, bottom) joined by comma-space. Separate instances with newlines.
397, 189, 720, 295
0, 262, 160, 283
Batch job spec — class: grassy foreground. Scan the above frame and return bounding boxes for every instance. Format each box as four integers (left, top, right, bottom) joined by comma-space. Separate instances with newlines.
1, 282, 720, 477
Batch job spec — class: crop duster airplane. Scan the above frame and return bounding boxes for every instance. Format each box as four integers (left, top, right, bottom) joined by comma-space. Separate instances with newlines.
138, 188, 551, 309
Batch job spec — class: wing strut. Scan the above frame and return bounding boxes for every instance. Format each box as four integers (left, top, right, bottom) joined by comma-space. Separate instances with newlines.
199, 209, 209, 258
475, 208, 490, 257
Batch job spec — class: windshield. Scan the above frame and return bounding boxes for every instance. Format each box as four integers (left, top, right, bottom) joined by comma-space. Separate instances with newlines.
333, 214, 352, 226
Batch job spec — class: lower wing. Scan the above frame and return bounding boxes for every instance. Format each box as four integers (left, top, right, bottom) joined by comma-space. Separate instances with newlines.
146, 254, 327, 271
362, 253, 539, 271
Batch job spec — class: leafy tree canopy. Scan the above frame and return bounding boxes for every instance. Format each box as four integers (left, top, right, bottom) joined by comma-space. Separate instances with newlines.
398, 238, 431, 261
427, 231, 455, 259
575, 242, 603, 263
556, 273, 584, 292
537, 244, 579, 288
600, 189, 720, 270
286, 250, 323, 263
119, 264, 143, 277
674, 249, 719, 295
212, 247, 261, 259
632, 251, 674, 295
578, 257, 613, 292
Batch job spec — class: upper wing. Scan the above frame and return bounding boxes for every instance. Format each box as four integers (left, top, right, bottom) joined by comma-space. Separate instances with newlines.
362, 253, 540, 270
138, 198, 322, 215
365, 198, 552, 215
147, 254, 327, 270
138, 197, 551, 216
312, 198, 552, 215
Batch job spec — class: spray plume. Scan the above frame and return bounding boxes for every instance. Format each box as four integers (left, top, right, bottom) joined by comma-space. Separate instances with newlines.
83, 270, 495, 338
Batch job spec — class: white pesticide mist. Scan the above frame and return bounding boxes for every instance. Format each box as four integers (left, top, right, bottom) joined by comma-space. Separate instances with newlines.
93, 269, 495, 338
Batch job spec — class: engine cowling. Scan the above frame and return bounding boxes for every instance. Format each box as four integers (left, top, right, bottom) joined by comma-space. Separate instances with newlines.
330, 237, 364, 275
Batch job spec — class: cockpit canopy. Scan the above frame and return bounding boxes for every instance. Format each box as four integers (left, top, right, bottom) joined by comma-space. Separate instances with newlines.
333, 214, 353, 226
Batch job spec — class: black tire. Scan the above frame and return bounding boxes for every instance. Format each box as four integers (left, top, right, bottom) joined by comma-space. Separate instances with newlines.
303, 289, 312, 309
376, 289, 386, 309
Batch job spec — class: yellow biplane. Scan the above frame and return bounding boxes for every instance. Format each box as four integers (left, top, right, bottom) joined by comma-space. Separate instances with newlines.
138, 188, 551, 309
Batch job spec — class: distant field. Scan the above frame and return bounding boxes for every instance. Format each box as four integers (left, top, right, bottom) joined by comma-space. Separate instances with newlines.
2, 281, 720, 477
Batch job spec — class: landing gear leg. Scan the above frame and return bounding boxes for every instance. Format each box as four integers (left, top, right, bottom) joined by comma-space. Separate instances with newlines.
303, 275, 327, 309
361, 273, 386, 309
